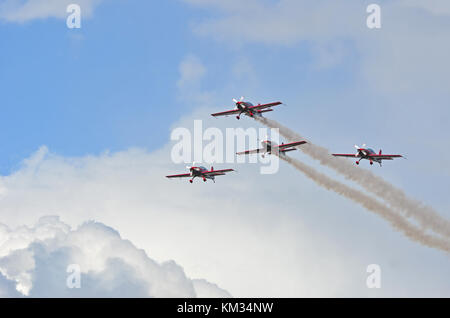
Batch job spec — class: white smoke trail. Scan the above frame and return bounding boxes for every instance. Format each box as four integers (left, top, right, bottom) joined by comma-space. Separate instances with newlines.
256, 116, 450, 239
280, 155, 450, 253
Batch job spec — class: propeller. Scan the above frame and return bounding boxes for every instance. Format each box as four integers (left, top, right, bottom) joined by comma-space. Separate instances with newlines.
257, 134, 270, 145
186, 161, 197, 170
232, 96, 244, 105
354, 144, 366, 156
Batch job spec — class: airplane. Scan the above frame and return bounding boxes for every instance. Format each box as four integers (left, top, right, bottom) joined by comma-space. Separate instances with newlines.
332, 144, 403, 166
237, 139, 307, 158
166, 163, 234, 183
211, 96, 282, 120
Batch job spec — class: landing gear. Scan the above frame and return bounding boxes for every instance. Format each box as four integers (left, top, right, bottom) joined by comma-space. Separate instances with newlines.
356, 161, 360, 165
236, 115, 240, 120
189, 179, 193, 183
203, 178, 207, 182
370, 161, 373, 165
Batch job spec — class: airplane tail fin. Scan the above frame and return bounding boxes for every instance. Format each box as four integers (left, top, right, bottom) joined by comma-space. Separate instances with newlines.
211, 166, 213, 171
379, 149, 382, 155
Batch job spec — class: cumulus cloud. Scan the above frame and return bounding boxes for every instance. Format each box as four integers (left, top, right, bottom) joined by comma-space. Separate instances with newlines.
192, 279, 232, 298
0, 121, 449, 297
0, 216, 232, 297
0, 0, 103, 23
0, 272, 22, 297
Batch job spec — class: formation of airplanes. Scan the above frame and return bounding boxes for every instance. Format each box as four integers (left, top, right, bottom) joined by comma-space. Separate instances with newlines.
166, 97, 404, 183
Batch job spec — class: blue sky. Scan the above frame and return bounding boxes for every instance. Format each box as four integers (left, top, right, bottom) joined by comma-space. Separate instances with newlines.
0, 1, 198, 171
2, 0, 449, 205
0, 0, 450, 297
0, 0, 367, 172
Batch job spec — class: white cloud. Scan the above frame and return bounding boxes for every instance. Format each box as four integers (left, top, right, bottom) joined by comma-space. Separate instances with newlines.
184, 0, 450, 95
177, 54, 207, 89
184, 0, 361, 46
192, 279, 232, 298
0, 115, 449, 297
0, 216, 232, 297
0, 0, 103, 22
0, 272, 22, 297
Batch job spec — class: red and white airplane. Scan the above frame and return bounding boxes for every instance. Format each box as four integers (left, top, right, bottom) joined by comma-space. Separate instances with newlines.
211, 97, 282, 120
332, 144, 403, 166
166, 164, 234, 183
237, 139, 307, 158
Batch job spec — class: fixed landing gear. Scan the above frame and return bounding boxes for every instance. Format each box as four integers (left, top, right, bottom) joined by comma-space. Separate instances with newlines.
356, 161, 360, 165
370, 161, 373, 165
236, 115, 240, 120
203, 178, 207, 182
189, 179, 193, 183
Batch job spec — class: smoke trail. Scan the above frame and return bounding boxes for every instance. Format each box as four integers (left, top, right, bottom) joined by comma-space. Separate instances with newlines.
256, 116, 450, 239
280, 155, 450, 253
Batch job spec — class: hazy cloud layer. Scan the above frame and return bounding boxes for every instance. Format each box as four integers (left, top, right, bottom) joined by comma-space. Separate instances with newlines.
184, 0, 450, 94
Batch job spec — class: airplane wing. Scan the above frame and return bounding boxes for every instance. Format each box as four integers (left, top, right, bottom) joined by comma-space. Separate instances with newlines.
249, 101, 282, 111
203, 169, 234, 176
236, 148, 265, 155
277, 141, 307, 149
368, 154, 403, 160
332, 154, 358, 157
211, 109, 241, 117
166, 173, 191, 179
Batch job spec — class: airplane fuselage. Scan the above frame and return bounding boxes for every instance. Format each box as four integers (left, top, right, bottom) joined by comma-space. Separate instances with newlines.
357, 148, 381, 165
189, 166, 215, 183
262, 140, 273, 154
260, 140, 289, 157
236, 102, 259, 118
